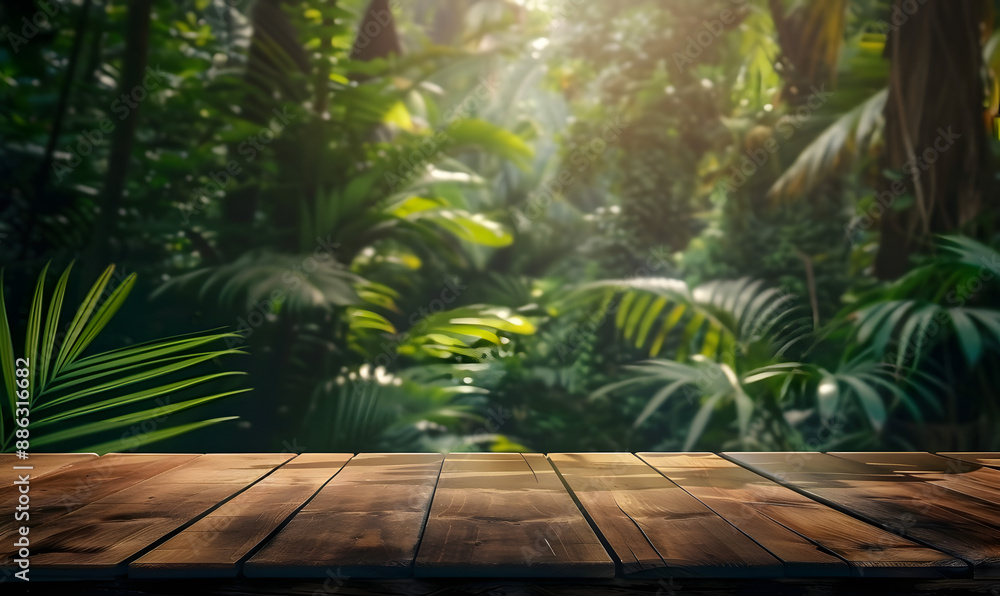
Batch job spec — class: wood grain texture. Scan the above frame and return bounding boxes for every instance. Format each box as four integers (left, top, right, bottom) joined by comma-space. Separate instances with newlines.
549, 453, 782, 578
0, 453, 199, 566
130, 453, 353, 579
639, 452, 963, 578
414, 453, 614, 578
831, 452, 1000, 507
725, 452, 998, 577
939, 453, 1000, 470
1, 453, 97, 482
9, 451, 1000, 583
245, 453, 444, 578
14, 453, 292, 578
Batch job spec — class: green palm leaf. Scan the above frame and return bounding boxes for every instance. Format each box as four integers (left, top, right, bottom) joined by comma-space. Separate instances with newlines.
154, 251, 363, 313
401, 305, 536, 360
83, 417, 239, 454
31, 392, 248, 448
1, 263, 249, 453
768, 88, 887, 202
0, 271, 15, 439
38, 264, 72, 387
572, 277, 805, 359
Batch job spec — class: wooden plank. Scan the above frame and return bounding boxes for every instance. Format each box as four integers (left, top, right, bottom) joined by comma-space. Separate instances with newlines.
637, 452, 846, 577
639, 452, 964, 578
245, 453, 443, 578
831, 452, 1000, 507
0, 453, 199, 566
726, 452, 1000, 577
549, 453, 782, 578
1, 453, 97, 483
939, 453, 1000, 470
13, 453, 292, 578
130, 453, 353, 578
414, 453, 614, 578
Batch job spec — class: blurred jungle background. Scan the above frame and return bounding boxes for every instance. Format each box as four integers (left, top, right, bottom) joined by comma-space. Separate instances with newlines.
2, 0, 1000, 454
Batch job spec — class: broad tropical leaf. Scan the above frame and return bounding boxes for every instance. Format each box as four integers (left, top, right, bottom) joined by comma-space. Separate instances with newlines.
400, 305, 536, 360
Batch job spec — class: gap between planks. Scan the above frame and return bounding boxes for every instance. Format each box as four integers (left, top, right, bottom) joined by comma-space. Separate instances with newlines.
130, 453, 355, 578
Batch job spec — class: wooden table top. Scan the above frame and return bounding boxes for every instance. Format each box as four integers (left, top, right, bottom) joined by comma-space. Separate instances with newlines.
3, 451, 1000, 582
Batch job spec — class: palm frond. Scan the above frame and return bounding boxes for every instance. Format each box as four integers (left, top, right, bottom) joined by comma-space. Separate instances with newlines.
1, 264, 248, 453
590, 357, 767, 449
844, 237, 1000, 370
850, 299, 1000, 369
938, 234, 1000, 270
769, 88, 886, 201
154, 250, 363, 313
593, 350, 910, 449
569, 277, 808, 360
303, 365, 488, 452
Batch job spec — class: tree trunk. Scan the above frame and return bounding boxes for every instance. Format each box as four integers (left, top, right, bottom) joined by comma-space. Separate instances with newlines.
19, 0, 93, 259
217, 0, 310, 256
875, 0, 990, 280
89, 0, 152, 272
35, 0, 92, 203
350, 0, 401, 62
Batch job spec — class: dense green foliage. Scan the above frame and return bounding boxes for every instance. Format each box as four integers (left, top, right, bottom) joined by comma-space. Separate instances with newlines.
2, 0, 999, 453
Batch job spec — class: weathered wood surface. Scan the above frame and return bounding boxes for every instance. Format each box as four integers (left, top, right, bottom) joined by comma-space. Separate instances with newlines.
132, 453, 353, 578
0, 453, 97, 482
549, 452, 782, 578
831, 452, 1000, 507
727, 452, 1000, 578
23, 453, 292, 578
639, 452, 964, 578
0, 453, 199, 567
6, 452, 999, 582
413, 453, 614, 578
245, 453, 443, 578
938, 452, 1000, 470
